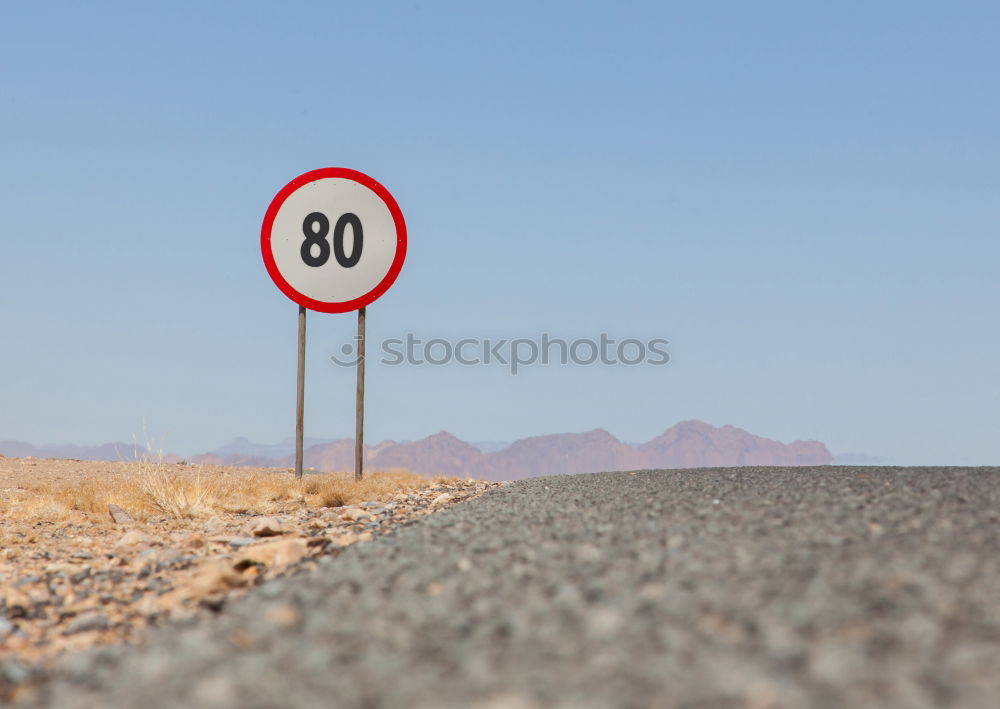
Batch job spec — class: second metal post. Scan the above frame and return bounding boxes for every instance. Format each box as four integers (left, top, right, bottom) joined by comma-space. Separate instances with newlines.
354, 306, 366, 481
295, 305, 306, 479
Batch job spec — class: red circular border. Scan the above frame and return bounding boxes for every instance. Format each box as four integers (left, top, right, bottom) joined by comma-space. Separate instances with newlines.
261, 167, 407, 313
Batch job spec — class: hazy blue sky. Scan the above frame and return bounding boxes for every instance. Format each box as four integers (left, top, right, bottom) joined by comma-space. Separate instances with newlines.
1, 2, 997, 463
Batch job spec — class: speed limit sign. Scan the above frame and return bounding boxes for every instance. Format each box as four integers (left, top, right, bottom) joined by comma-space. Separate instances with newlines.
261, 167, 406, 482
261, 167, 407, 313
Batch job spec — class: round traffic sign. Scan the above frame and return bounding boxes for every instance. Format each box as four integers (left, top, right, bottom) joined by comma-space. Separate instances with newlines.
261, 167, 407, 313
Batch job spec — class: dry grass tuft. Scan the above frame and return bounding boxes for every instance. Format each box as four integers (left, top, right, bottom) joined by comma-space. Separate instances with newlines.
3, 462, 450, 524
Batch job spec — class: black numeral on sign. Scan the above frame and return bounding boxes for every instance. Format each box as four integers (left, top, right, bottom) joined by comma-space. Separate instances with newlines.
301, 212, 330, 267
333, 213, 363, 267
301, 212, 363, 268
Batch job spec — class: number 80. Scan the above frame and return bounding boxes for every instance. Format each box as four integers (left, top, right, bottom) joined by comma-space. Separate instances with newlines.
301, 212, 363, 268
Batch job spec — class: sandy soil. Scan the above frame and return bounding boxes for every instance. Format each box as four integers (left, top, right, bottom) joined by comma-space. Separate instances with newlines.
0, 455, 496, 696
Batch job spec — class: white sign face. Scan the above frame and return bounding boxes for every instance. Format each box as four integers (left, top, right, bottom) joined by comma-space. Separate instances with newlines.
261, 168, 406, 313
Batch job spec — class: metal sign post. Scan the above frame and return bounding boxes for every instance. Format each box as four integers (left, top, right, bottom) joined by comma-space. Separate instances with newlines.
261, 168, 406, 480
294, 305, 306, 478
354, 306, 366, 481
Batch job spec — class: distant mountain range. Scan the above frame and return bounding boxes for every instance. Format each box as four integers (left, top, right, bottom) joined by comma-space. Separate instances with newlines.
0, 421, 833, 480
190, 420, 832, 479
0, 440, 170, 463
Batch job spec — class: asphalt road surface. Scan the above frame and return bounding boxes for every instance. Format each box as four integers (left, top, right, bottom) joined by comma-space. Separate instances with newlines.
25, 467, 1000, 708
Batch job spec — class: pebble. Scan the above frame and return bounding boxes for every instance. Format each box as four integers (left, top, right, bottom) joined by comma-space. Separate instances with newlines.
0, 659, 30, 685
238, 539, 309, 570
430, 492, 453, 506
340, 508, 372, 522
107, 504, 134, 525
186, 534, 206, 549
0, 617, 16, 637
242, 517, 285, 538
63, 613, 110, 635
115, 530, 148, 548
264, 604, 301, 627
145, 579, 170, 594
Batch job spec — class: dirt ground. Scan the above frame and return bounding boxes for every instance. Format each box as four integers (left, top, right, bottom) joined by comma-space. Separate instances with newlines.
0, 455, 496, 696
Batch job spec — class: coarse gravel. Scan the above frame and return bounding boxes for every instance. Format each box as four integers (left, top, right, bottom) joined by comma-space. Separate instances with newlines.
20, 466, 1000, 708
